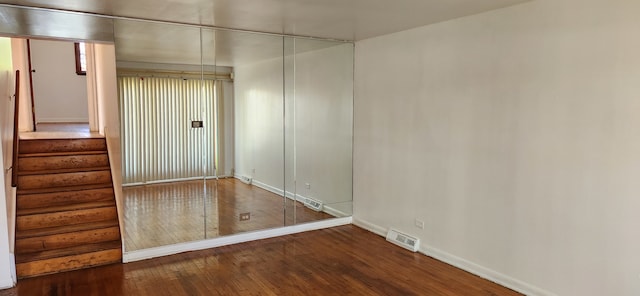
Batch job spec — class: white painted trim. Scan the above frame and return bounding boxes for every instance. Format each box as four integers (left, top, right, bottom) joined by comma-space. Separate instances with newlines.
245, 177, 299, 201
0, 254, 16, 289
123, 217, 352, 263
322, 205, 349, 218
423, 245, 556, 296
85, 43, 99, 132
0, 278, 14, 290
37, 118, 89, 123
352, 218, 387, 237
9, 253, 15, 287
352, 218, 555, 296
103, 128, 125, 254
249, 177, 351, 218
123, 175, 233, 187
250, 178, 288, 197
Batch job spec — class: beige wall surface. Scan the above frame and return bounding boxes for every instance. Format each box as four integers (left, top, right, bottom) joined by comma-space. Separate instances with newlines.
30, 39, 88, 123
0, 37, 16, 289
354, 0, 640, 295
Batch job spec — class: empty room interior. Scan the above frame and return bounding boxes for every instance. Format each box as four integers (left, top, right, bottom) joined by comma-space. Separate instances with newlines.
0, 0, 639, 295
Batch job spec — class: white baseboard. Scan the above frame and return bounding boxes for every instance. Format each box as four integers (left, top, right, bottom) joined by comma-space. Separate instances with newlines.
9, 253, 15, 286
353, 218, 387, 237
0, 279, 14, 290
0, 253, 15, 289
251, 179, 288, 197
248, 177, 352, 218
423, 245, 556, 296
123, 216, 352, 263
322, 205, 349, 218
123, 175, 233, 187
352, 218, 555, 296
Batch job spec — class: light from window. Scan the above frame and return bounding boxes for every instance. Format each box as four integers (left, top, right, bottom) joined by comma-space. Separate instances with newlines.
75, 42, 86, 75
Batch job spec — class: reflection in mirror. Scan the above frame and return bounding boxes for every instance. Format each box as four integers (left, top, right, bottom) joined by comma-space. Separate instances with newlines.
285, 38, 354, 226
212, 30, 287, 235
4, 4, 355, 259
115, 20, 208, 251
114, 19, 353, 252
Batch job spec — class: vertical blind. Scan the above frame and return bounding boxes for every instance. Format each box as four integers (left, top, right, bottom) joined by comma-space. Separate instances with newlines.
118, 76, 220, 185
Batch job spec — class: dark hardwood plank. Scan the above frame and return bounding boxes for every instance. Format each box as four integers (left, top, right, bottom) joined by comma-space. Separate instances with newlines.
1, 225, 522, 296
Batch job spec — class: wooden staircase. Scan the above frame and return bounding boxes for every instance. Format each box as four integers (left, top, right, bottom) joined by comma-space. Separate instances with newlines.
15, 137, 122, 278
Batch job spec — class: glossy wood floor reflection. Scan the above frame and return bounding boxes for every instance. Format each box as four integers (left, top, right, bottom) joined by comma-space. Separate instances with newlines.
124, 178, 332, 250
1, 225, 521, 296
21, 123, 98, 140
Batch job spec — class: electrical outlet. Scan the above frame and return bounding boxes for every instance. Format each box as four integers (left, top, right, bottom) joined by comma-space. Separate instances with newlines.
305, 183, 311, 190
239, 212, 251, 221
252, 168, 256, 174
414, 219, 424, 229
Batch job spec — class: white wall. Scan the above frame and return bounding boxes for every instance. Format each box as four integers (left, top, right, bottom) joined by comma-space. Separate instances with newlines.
93, 43, 125, 245
30, 39, 88, 123
220, 81, 235, 177
0, 37, 16, 289
10, 39, 34, 132
234, 57, 285, 189
354, 0, 640, 295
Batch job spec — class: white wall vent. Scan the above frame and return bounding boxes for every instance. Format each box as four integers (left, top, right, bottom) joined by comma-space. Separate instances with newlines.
304, 197, 323, 212
239, 175, 252, 185
386, 229, 420, 252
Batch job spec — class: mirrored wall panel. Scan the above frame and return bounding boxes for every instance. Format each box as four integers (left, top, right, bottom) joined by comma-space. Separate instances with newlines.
0, 4, 354, 255
284, 38, 354, 225
113, 20, 353, 252
115, 20, 209, 250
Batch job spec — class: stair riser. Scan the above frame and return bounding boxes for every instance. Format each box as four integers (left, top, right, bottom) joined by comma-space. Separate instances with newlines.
17, 207, 118, 231
16, 227, 121, 254
19, 139, 107, 154
19, 154, 109, 172
18, 188, 115, 210
18, 171, 112, 190
16, 248, 122, 278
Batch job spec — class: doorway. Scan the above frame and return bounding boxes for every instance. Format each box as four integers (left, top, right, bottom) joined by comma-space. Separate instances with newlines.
28, 39, 89, 132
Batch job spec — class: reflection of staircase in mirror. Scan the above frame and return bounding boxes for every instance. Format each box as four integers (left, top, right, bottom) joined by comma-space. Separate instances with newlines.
14, 136, 122, 278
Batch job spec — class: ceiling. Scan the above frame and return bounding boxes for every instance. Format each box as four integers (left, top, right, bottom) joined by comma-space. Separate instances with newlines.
0, 0, 528, 41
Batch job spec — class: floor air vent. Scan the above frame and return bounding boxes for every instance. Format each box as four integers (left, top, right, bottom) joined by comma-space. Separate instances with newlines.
239, 175, 252, 185
386, 229, 420, 252
304, 197, 323, 211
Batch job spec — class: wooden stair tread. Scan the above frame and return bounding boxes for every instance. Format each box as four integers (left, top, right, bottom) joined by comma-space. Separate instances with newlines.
17, 183, 113, 195
14, 137, 122, 278
16, 226, 121, 255
17, 207, 117, 231
17, 200, 116, 216
16, 220, 120, 239
18, 166, 111, 176
15, 240, 121, 264
17, 170, 113, 190
19, 138, 107, 155
17, 187, 114, 210
19, 136, 105, 141
16, 249, 121, 279
19, 151, 107, 158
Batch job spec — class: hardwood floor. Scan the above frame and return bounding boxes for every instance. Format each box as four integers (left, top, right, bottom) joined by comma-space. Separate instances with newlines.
1, 225, 521, 296
21, 124, 98, 141
124, 178, 332, 250
35, 123, 90, 133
